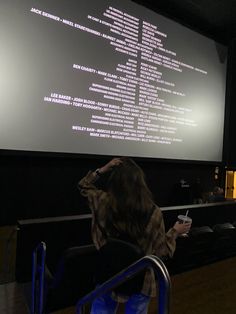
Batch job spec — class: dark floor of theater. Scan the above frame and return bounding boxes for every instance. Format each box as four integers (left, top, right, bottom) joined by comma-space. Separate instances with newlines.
1, 225, 236, 314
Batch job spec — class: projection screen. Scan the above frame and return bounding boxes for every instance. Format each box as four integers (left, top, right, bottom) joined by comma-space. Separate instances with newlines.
0, 0, 227, 161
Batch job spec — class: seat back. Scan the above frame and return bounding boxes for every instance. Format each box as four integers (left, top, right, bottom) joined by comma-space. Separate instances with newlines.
188, 226, 217, 264
45, 244, 97, 311
167, 226, 216, 274
212, 222, 236, 258
95, 238, 145, 296
212, 222, 235, 233
36, 239, 147, 311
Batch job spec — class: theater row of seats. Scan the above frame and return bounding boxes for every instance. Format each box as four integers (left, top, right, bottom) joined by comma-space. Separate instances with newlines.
166, 221, 236, 275
32, 222, 236, 312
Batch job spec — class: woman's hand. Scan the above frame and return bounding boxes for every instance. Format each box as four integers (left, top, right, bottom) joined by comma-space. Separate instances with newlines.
173, 221, 192, 235
99, 158, 122, 174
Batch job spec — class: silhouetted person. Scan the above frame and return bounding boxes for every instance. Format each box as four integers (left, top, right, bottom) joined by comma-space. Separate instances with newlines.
208, 186, 225, 203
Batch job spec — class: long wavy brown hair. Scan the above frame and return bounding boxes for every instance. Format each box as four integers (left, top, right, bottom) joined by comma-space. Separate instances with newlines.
105, 158, 154, 242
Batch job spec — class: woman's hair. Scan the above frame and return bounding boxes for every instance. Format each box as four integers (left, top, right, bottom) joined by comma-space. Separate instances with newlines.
105, 158, 154, 241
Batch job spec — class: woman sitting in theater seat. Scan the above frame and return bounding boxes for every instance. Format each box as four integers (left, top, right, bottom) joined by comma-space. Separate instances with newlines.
78, 157, 191, 314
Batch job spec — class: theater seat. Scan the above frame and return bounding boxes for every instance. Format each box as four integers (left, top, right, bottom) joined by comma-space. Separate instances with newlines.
166, 235, 191, 274
212, 223, 236, 259
212, 222, 235, 232
167, 226, 216, 274
95, 238, 145, 296
33, 239, 146, 313
188, 226, 217, 265
45, 244, 97, 312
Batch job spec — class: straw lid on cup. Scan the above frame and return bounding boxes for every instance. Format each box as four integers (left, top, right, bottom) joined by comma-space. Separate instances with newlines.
178, 210, 192, 223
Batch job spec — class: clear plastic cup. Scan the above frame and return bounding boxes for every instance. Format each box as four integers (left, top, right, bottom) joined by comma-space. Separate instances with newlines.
178, 214, 192, 224
177, 214, 192, 236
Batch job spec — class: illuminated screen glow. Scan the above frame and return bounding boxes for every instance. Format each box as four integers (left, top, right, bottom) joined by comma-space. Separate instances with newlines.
0, 0, 227, 161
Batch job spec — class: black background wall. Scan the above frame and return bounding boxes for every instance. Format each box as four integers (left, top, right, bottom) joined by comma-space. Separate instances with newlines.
223, 38, 236, 168
0, 152, 222, 226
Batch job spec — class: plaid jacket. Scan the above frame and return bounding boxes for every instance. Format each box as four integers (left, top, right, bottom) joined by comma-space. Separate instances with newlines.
78, 171, 178, 301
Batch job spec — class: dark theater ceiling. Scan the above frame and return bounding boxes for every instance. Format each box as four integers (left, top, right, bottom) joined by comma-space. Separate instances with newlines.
133, 0, 236, 45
